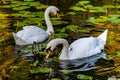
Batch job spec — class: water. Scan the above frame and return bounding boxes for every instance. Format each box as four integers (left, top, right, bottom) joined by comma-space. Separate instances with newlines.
0, 0, 120, 80
59, 52, 106, 72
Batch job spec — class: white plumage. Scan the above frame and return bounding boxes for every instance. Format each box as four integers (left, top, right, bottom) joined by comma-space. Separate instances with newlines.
46, 29, 108, 60
13, 6, 59, 45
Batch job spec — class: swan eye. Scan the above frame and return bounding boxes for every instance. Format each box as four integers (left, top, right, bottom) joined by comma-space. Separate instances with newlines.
50, 31, 54, 34
46, 47, 51, 52
56, 10, 60, 13
101, 49, 104, 53
69, 46, 73, 51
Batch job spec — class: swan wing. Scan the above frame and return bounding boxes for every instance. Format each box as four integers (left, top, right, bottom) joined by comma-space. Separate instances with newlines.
97, 29, 108, 44
13, 32, 30, 45
68, 37, 104, 59
97, 29, 108, 50
23, 25, 40, 30
20, 26, 49, 43
29, 30, 49, 43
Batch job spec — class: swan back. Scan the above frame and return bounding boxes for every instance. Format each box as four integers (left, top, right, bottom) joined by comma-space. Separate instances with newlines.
13, 6, 59, 46
14, 26, 49, 45
68, 37, 99, 59
68, 29, 108, 59
13, 32, 29, 45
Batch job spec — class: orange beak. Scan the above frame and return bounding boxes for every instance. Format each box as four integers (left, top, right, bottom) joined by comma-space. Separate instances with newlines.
56, 13, 60, 19
46, 50, 51, 59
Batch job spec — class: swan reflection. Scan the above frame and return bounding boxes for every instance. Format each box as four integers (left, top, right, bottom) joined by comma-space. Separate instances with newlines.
59, 52, 106, 72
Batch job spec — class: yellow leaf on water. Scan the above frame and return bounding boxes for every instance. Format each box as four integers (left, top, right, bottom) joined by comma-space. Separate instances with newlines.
0, 75, 2, 80
0, 13, 9, 19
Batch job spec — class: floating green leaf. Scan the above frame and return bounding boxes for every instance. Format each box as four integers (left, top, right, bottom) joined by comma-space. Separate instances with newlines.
77, 1, 90, 6
0, 40, 5, 43
36, 4, 48, 9
18, 2, 30, 6
86, 4, 94, 9
0, 5, 11, 8
12, 6, 30, 10
60, 28, 66, 33
77, 74, 92, 80
70, 6, 86, 11
40, 51, 46, 55
108, 14, 120, 23
94, 7, 106, 12
116, 5, 120, 8
55, 33, 68, 38
0, 23, 7, 28
10, 66, 19, 69
51, 18, 68, 25
115, 51, 120, 56
24, 0, 33, 1
66, 25, 79, 32
30, 67, 52, 74
87, 17, 95, 23
32, 12, 44, 17
62, 70, 72, 74
103, 5, 115, 9
78, 29, 90, 33
67, 12, 76, 15
29, 2, 40, 6
11, 1, 22, 4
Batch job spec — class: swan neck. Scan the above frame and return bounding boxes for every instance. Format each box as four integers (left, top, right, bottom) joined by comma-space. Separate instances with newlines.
59, 40, 69, 60
45, 9, 54, 34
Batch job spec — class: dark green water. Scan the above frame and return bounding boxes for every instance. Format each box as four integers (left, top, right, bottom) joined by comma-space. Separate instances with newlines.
0, 0, 120, 80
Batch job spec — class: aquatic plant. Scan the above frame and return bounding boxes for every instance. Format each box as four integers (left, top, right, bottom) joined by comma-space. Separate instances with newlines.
29, 67, 52, 74
77, 74, 92, 80
87, 14, 120, 24
68, 0, 120, 24
115, 51, 120, 56
66, 25, 90, 33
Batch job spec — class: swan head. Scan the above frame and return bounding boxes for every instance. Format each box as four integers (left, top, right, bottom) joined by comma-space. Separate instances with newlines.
46, 6, 60, 19
45, 38, 69, 59
45, 39, 58, 58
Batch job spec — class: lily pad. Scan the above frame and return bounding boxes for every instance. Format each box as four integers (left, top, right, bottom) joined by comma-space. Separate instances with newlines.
67, 12, 76, 15
70, 6, 86, 11
78, 29, 90, 33
29, 67, 52, 74
12, 6, 30, 10
24, 0, 33, 1
55, 33, 68, 38
62, 70, 72, 74
0, 23, 7, 28
66, 25, 79, 32
77, 74, 92, 80
0, 5, 11, 8
77, 1, 90, 5
103, 5, 115, 9
29, 2, 40, 6
36, 4, 48, 9
115, 51, 120, 56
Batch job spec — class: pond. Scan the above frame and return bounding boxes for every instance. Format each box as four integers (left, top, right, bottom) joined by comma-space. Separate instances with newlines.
0, 0, 120, 80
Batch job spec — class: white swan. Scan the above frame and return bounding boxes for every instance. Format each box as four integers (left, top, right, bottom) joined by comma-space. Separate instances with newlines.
46, 29, 108, 60
13, 6, 60, 46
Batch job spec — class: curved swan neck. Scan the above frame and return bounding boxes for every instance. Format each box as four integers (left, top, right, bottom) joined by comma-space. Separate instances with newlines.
45, 8, 54, 34
58, 39, 69, 60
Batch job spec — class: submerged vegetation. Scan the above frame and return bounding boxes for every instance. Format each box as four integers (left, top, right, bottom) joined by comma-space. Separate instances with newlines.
0, 0, 120, 80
